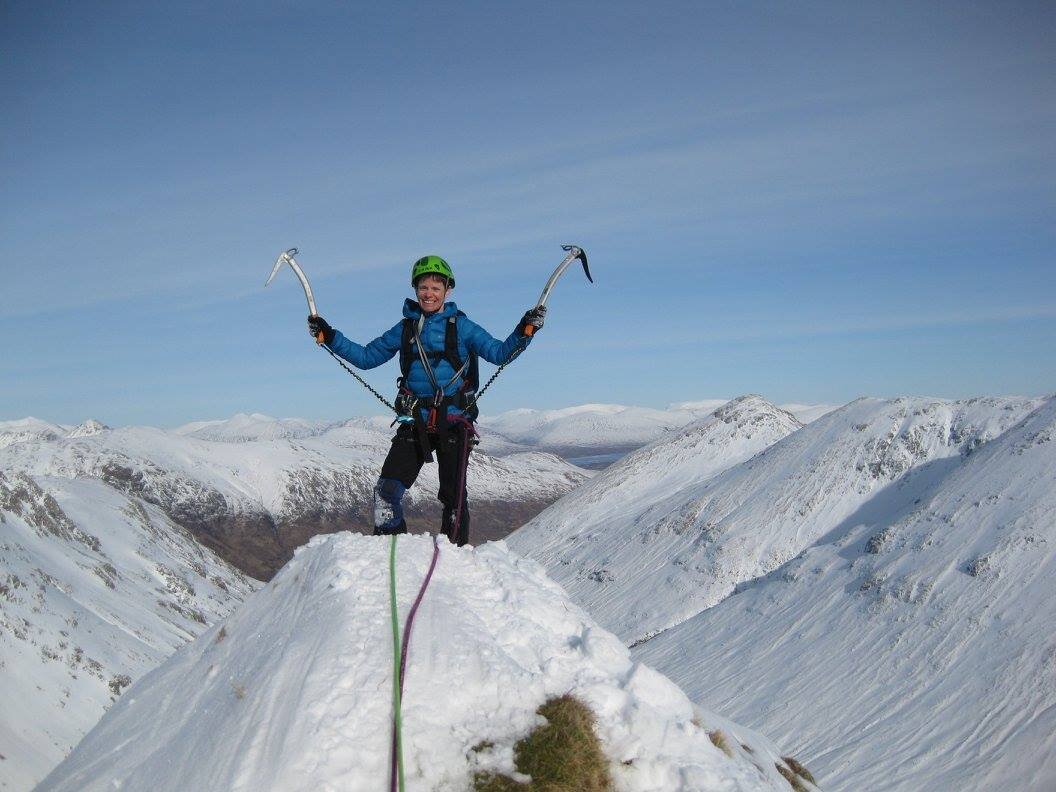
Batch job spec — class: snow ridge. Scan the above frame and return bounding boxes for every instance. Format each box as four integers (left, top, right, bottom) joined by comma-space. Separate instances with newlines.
38, 533, 806, 792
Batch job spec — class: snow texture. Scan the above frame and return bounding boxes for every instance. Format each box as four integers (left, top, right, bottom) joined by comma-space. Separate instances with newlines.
38, 533, 806, 792
511, 395, 1043, 646
508, 395, 804, 643
0, 472, 256, 791
478, 402, 723, 457
635, 395, 1056, 791
0, 415, 586, 523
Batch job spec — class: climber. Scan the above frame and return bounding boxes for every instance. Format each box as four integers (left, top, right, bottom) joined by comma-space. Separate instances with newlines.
306, 255, 544, 545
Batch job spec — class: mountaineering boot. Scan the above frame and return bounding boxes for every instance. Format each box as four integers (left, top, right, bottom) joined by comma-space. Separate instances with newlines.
441, 504, 470, 546
373, 477, 407, 536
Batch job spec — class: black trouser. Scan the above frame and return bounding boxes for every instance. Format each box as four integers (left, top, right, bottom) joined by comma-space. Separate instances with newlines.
378, 420, 474, 546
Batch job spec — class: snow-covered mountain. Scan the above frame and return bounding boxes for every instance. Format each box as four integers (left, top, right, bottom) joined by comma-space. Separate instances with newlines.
505, 397, 801, 543
0, 471, 256, 791
479, 400, 836, 468
634, 395, 1056, 791
38, 533, 815, 792
668, 400, 838, 426
172, 412, 335, 442
478, 402, 724, 464
510, 395, 1044, 646
1, 415, 589, 580
507, 395, 798, 641
772, 403, 840, 425
0, 419, 68, 450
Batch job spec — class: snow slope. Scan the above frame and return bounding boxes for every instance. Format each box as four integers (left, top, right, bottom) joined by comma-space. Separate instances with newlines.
507, 395, 801, 642
774, 404, 839, 424
504, 397, 800, 543
0, 419, 68, 450
38, 532, 811, 792
635, 395, 1056, 791
511, 395, 1043, 645
0, 472, 256, 791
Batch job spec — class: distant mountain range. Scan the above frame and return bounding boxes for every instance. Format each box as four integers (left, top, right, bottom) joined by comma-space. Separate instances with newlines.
0, 414, 589, 580
479, 399, 836, 465
0, 402, 833, 582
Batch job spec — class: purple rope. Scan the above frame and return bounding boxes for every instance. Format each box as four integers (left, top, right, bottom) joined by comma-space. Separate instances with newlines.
399, 535, 440, 691
389, 419, 472, 789
450, 419, 476, 544
390, 534, 441, 791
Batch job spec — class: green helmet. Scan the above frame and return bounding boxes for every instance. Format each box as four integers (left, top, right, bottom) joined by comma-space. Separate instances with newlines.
411, 255, 455, 288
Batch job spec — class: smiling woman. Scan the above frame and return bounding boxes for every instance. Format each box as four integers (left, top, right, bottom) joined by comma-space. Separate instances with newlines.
304, 253, 544, 546
414, 275, 449, 314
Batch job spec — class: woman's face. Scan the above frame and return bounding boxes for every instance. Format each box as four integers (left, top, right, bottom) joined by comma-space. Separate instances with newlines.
415, 275, 452, 314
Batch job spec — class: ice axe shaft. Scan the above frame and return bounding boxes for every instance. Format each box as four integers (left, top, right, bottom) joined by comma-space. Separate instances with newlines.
525, 244, 592, 337
265, 248, 325, 344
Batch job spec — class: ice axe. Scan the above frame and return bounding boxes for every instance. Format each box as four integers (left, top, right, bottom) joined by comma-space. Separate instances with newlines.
264, 248, 401, 412
265, 247, 325, 344
525, 244, 592, 337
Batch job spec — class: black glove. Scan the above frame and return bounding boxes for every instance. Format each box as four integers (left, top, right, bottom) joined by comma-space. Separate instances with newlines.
307, 315, 335, 344
518, 305, 547, 336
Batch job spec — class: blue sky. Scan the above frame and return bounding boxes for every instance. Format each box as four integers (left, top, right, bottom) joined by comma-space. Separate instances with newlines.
2, 1, 1054, 427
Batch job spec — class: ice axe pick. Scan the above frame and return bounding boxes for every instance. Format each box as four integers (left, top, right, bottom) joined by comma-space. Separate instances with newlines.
525, 244, 593, 337
265, 248, 325, 344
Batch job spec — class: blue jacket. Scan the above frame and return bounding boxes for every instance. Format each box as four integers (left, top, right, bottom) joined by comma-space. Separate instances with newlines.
328, 299, 530, 415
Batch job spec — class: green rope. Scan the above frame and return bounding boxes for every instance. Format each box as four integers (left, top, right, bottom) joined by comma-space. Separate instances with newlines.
389, 535, 406, 792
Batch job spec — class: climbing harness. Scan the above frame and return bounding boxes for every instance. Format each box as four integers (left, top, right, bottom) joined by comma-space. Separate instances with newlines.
410, 312, 470, 429
388, 534, 441, 792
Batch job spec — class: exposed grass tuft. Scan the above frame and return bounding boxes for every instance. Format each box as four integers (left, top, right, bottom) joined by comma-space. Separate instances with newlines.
782, 756, 817, 785
776, 762, 809, 791
473, 773, 525, 792
708, 730, 734, 758
215, 625, 227, 643
473, 694, 612, 791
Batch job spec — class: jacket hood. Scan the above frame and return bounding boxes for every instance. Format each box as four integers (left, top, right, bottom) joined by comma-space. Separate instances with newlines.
402, 298, 459, 321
